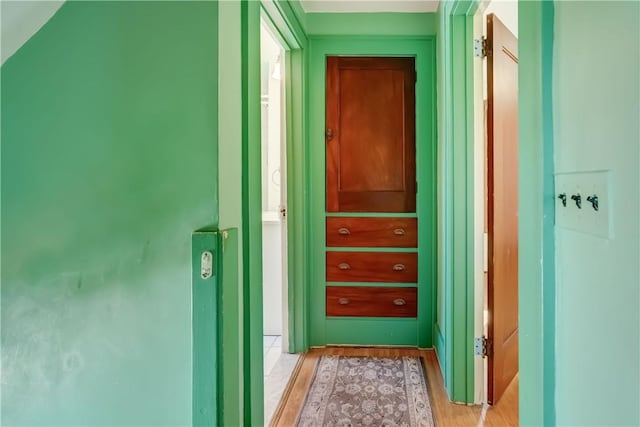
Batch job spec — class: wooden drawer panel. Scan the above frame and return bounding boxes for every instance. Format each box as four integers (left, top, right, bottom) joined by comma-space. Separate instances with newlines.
326, 217, 417, 247
326, 251, 417, 283
326, 286, 417, 317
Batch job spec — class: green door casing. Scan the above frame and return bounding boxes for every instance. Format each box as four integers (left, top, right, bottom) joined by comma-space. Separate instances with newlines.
192, 231, 219, 426
308, 37, 437, 348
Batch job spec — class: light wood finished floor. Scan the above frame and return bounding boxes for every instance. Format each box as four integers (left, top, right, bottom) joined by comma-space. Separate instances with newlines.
269, 347, 518, 427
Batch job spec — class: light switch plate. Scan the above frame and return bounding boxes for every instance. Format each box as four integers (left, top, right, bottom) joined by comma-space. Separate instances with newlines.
555, 170, 612, 239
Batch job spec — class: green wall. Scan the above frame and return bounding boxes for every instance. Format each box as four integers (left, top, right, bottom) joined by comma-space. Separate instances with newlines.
552, 2, 639, 425
305, 13, 436, 36
1, 1, 218, 425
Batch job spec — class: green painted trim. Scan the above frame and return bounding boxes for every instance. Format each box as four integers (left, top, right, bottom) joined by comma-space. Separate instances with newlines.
325, 247, 419, 253
435, 0, 452, 394
518, 1, 556, 425
305, 12, 436, 36
217, 2, 245, 422
260, 0, 309, 354
540, 3, 556, 423
276, 0, 309, 355
327, 282, 418, 288
261, 0, 307, 49
434, 323, 446, 362
288, 0, 308, 31
241, 1, 263, 425
286, 47, 309, 353
307, 36, 437, 349
218, 229, 242, 427
436, 0, 480, 404
325, 318, 418, 346
450, 0, 479, 16
449, 13, 472, 404
192, 231, 219, 427
240, 2, 310, 424
326, 212, 419, 218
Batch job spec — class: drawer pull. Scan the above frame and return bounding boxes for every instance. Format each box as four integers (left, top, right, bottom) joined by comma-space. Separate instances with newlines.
392, 263, 406, 271
393, 228, 406, 236
337, 227, 351, 235
393, 298, 407, 306
338, 263, 351, 270
338, 297, 350, 305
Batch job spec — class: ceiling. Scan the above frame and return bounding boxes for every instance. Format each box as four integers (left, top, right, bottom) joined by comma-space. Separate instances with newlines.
1, 1, 65, 65
299, 0, 440, 13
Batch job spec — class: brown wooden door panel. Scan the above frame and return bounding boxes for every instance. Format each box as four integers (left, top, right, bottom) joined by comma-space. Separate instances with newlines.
326, 286, 417, 317
326, 251, 417, 283
326, 217, 418, 247
326, 56, 416, 212
487, 13, 519, 405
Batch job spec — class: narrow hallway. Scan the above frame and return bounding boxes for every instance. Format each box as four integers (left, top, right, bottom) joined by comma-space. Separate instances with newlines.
270, 347, 518, 427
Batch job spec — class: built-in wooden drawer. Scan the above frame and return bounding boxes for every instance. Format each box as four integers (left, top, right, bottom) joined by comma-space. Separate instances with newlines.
326, 251, 417, 283
326, 217, 417, 247
326, 286, 417, 317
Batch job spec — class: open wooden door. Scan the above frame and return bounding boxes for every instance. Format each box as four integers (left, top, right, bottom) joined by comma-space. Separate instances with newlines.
486, 13, 519, 405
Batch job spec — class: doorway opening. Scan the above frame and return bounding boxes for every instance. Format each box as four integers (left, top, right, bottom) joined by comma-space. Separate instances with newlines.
473, 0, 519, 412
259, 18, 300, 425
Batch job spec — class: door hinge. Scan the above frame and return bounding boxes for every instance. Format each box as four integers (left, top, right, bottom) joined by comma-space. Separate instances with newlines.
474, 37, 489, 58
474, 336, 492, 358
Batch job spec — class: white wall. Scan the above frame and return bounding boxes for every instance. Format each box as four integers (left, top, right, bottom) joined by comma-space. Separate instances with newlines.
484, 0, 517, 37
262, 221, 283, 335
260, 23, 285, 336
1, 1, 64, 64
553, 2, 639, 425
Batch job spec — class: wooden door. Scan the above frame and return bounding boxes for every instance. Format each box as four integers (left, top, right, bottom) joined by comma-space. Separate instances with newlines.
326, 57, 416, 212
487, 13, 519, 405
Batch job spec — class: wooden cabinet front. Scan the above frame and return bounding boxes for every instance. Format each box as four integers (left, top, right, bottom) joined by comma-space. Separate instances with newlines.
326, 251, 417, 283
326, 286, 417, 318
326, 217, 417, 247
326, 56, 416, 213
322, 56, 420, 331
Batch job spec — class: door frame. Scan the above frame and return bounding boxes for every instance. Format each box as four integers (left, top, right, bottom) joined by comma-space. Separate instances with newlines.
244, 0, 308, 425
440, 0, 556, 423
259, 0, 308, 355
517, 1, 557, 424
307, 36, 437, 348
436, 0, 478, 404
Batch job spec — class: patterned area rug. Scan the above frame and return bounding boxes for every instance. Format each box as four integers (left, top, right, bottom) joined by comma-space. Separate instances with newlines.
296, 356, 435, 427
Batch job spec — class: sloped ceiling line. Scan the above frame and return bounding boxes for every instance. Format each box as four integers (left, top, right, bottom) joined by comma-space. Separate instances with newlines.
1, 1, 65, 65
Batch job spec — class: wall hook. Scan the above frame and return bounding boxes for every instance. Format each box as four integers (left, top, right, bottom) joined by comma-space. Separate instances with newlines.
557, 193, 567, 207
571, 194, 582, 209
586, 195, 599, 211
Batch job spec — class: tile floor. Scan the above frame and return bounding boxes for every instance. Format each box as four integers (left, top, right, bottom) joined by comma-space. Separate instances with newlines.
263, 335, 300, 425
